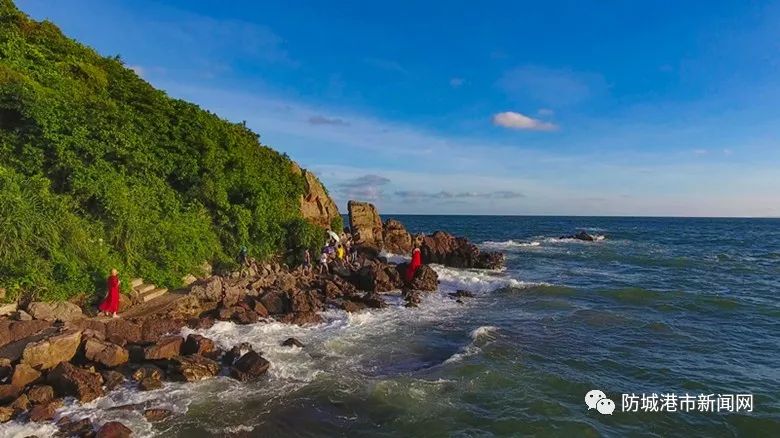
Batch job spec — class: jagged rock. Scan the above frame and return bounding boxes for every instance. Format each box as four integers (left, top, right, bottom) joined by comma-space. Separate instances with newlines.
354, 264, 393, 292
229, 351, 269, 382
168, 294, 205, 319
0, 406, 13, 423
362, 293, 386, 309
25, 385, 54, 404
131, 364, 164, 382
26, 301, 83, 322
22, 329, 82, 370
144, 335, 182, 361
15, 310, 32, 321
181, 334, 215, 356
11, 363, 41, 388
189, 276, 224, 303
560, 230, 599, 241
104, 319, 142, 345
339, 299, 367, 313
144, 408, 172, 422
101, 370, 125, 391
403, 289, 422, 307
288, 289, 322, 313
0, 384, 20, 404
141, 317, 183, 343
139, 377, 163, 391
348, 201, 383, 248
217, 306, 258, 325
48, 362, 104, 402
221, 283, 244, 308
169, 355, 220, 382
277, 311, 322, 326
84, 338, 129, 368
223, 343, 254, 366
29, 401, 58, 422
259, 290, 290, 315
0, 359, 10, 381
10, 394, 29, 413
383, 219, 413, 254
252, 300, 269, 318
409, 265, 439, 291
293, 164, 341, 228
281, 337, 304, 348
0, 320, 52, 349
57, 416, 94, 437
187, 316, 215, 330
97, 421, 132, 438
420, 231, 504, 269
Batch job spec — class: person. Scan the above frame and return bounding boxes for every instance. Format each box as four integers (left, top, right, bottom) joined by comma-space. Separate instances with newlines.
302, 249, 312, 274
99, 268, 121, 318
238, 245, 249, 266
405, 247, 422, 283
336, 244, 345, 262
319, 247, 330, 274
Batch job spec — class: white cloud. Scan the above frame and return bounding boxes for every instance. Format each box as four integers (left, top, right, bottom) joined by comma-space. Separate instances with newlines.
449, 77, 465, 88
492, 111, 557, 131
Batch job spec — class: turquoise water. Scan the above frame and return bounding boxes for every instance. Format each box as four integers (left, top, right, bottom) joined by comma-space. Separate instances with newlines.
3, 216, 778, 437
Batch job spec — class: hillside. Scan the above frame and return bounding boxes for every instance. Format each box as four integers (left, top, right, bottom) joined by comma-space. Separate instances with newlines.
0, 0, 340, 302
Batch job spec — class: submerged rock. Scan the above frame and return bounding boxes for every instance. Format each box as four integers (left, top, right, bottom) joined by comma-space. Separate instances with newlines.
559, 230, 601, 241
229, 351, 270, 382
144, 408, 172, 422
281, 337, 304, 348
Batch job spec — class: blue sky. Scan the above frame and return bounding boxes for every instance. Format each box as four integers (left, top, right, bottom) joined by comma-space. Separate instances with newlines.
19, 0, 780, 216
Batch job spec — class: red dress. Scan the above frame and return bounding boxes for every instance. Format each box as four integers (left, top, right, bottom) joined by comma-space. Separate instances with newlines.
99, 275, 120, 314
405, 248, 422, 283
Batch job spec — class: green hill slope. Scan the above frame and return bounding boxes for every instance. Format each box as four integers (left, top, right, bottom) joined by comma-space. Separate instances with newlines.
0, 0, 339, 301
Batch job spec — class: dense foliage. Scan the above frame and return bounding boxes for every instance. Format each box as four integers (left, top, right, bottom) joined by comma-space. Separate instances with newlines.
0, 0, 326, 301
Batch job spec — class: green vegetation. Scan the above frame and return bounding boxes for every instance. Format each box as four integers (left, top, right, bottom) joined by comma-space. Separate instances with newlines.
0, 0, 327, 301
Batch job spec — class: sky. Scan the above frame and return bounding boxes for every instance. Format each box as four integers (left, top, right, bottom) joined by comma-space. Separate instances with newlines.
18, 0, 780, 216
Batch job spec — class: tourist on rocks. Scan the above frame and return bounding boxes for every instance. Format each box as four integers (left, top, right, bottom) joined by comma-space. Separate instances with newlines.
319, 248, 330, 274
302, 249, 312, 275
336, 244, 345, 262
405, 246, 422, 284
98, 268, 121, 318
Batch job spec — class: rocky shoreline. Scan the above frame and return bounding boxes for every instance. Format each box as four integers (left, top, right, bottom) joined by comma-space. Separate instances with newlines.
0, 204, 504, 436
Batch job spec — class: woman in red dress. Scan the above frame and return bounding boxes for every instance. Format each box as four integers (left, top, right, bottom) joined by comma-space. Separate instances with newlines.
99, 268, 121, 317
405, 247, 422, 283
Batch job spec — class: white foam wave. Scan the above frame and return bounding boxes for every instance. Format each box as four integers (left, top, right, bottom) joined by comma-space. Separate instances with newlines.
433, 265, 540, 294
443, 326, 499, 364
481, 240, 541, 250
379, 251, 409, 264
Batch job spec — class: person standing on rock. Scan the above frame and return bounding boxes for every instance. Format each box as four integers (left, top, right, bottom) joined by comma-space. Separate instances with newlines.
99, 268, 121, 318
302, 249, 312, 275
319, 248, 330, 275
405, 247, 422, 284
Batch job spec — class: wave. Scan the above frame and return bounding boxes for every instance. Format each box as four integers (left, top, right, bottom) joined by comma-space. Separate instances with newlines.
481, 240, 542, 250
444, 326, 499, 364
433, 265, 544, 294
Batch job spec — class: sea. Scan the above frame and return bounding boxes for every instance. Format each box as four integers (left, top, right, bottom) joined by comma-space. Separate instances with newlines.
3, 216, 779, 437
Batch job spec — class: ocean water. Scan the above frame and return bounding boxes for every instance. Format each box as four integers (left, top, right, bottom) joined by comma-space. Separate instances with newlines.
3, 216, 779, 437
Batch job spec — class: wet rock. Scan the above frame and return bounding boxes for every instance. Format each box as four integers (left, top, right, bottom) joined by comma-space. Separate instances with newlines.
144, 335, 182, 360
353, 264, 393, 293
138, 376, 163, 391
288, 290, 322, 313
28, 401, 58, 422
0, 358, 11, 380
48, 362, 104, 402
420, 231, 504, 269
131, 364, 164, 382
409, 265, 439, 291
11, 363, 42, 388
560, 230, 599, 241
450, 290, 475, 298
383, 219, 413, 254
252, 300, 269, 318
100, 370, 125, 391
339, 299, 367, 313
84, 338, 129, 368
281, 337, 304, 348
26, 301, 84, 322
127, 345, 145, 363
57, 416, 94, 437
403, 289, 421, 308
181, 334, 215, 356
217, 306, 258, 325
21, 329, 82, 370
25, 385, 54, 404
96, 421, 132, 438
169, 355, 220, 382
362, 293, 387, 309
229, 351, 269, 382
144, 408, 172, 422
223, 343, 254, 366
277, 311, 322, 326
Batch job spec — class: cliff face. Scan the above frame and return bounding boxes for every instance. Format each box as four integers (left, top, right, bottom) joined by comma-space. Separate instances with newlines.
292, 164, 340, 229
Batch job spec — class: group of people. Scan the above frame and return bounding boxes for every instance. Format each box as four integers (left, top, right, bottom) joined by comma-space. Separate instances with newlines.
302, 228, 358, 275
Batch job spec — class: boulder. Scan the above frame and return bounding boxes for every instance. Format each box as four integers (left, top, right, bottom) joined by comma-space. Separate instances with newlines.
101, 370, 126, 391
144, 335, 182, 361
0, 384, 20, 404
104, 319, 142, 344
168, 294, 206, 319
281, 337, 304, 348
84, 338, 129, 368
9, 394, 29, 413
131, 364, 164, 382
97, 421, 132, 438
26, 301, 83, 322
410, 265, 439, 291
353, 264, 393, 293
139, 377, 163, 391
189, 276, 224, 303
293, 164, 341, 228
0, 406, 13, 423
0, 359, 10, 381
348, 201, 384, 248
252, 300, 269, 318
26, 385, 54, 404
28, 401, 58, 422
169, 355, 220, 382
259, 290, 290, 315
21, 329, 82, 370
48, 361, 104, 402
420, 231, 504, 269
560, 230, 598, 241
277, 311, 323, 326
0, 320, 52, 349
288, 290, 323, 313
223, 343, 254, 366
181, 334, 216, 356
339, 299, 367, 313
15, 310, 32, 321
229, 351, 269, 382
57, 417, 94, 436
11, 363, 41, 388
450, 290, 475, 298
362, 293, 387, 309
144, 408, 172, 422
141, 317, 183, 343
0, 302, 18, 317
383, 219, 413, 254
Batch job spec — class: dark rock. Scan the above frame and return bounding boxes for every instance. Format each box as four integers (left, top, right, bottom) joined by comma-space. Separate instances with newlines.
252, 300, 269, 318
560, 230, 599, 242
47, 362, 104, 402
186, 316, 215, 330
144, 335, 182, 361
25, 385, 54, 404
101, 370, 125, 391
0, 384, 21, 404
450, 290, 475, 298
259, 290, 290, 315
57, 416, 94, 437
339, 299, 367, 313
362, 293, 386, 309
83, 338, 129, 368
223, 343, 254, 366
169, 355, 220, 382
354, 264, 396, 292
229, 351, 269, 382
420, 231, 504, 269
141, 317, 183, 343
383, 219, 413, 254
131, 364, 164, 382
139, 376, 162, 391
288, 290, 323, 313
28, 401, 58, 422
409, 265, 439, 291
96, 421, 132, 438
281, 337, 304, 348
181, 334, 215, 356
277, 311, 322, 326
144, 408, 172, 422
127, 345, 145, 363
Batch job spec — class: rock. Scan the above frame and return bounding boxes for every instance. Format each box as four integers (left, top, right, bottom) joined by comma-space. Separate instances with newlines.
0, 359, 11, 381
420, 231, 504, 269
354, 264, 395, 293
25, 385, 54, 404
403, 289, 422, 307
277, 311, 323, 326
131, 365, 163, 382
409, 265, 439, 291
141, 317, 183, 343
189, 276, 223, 303
348, 201, 384, 249
181, 334, 215, 356
47, 361, 104, 402
26, 301, 83, 322
560, 230, 598, 241
11, 363, 42, 388
84, 338, 129, 368
252, 300, 269, 318
450, 290, 475, 298
169, 355, 220, 382
0, 406, 13, 423
383, 219, 413, 254
281, 337, 304, 348
182, 274, 198, 286
288, 290, 322, 313
221, 283, 244, 308
362, 293, 386, 309
0, 384, 21, 404
168, 294, 205, 319
0, 302, 18, 317
217, 306, 258, 325
186, 316, 215, 330
57, 417, 93, 437
0, 320, 52, 349
144, 335, 182, 361
101, 370, 125, 391
15, 310, 32, 321
28, 401, 57, 422
104, 319, 142, 345
293, 164, 341, 228
144, 408, 172, 422
229, 351, 269, 382
259, 290, 290, 315
21, 329, 82, 370
223, 343, 254, 366
10, 394, 29, 413
139, 376, 163, 391
96, 421, 132, 438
